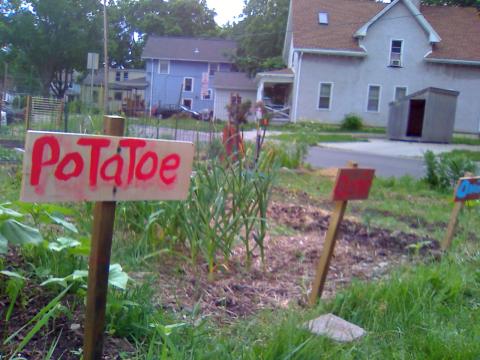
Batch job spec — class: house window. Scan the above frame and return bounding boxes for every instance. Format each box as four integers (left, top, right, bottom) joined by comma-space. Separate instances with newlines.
182, 98, 192, 109
114, 92, 122, 101
367, 85, 381, 112
202, 89, 212, 100
183, 77, 193, 92
318, 82, 333, 110
390, 40, 403, 67
394, 86, 407, 101
209, 63, 219, 76
123, 72, 129, 80
158, 60, 170, 74
115, 71, 121, 82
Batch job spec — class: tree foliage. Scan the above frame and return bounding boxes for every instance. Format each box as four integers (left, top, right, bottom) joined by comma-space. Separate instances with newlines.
1, 0, 102, 97
1, 0, 219, 95
224, 0, 290, 75
108, 0, 219, 68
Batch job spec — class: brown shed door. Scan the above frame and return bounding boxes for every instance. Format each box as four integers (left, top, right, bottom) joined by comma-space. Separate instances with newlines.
406, 99, 426, 137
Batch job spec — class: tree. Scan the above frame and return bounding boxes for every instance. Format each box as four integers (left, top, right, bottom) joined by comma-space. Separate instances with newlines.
225, 0, 290, 75
2, 0, 102, 97
108, 0, 219, 68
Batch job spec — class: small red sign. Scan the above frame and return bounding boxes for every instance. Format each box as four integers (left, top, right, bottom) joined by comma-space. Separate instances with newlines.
331, 168, 375, 201
454, 177, 480, 202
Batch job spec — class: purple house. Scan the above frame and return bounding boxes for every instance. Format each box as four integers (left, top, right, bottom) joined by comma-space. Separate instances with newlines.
142, 36, 237, 115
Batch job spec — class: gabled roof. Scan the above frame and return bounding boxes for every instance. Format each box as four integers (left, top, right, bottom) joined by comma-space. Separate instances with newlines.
291, 0, 385, 53
355, 0, 441, 43
289, 0, 480, 62
214, 72, 257, 91
142, 36, 237, 63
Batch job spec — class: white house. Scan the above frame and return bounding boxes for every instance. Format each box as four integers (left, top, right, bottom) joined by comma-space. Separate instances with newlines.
274, 0, 480, 133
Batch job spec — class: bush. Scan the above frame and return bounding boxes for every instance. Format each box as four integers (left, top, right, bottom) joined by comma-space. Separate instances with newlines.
264, 141, 307, 169
341, 113, 363, 131
424, 150, 477, 190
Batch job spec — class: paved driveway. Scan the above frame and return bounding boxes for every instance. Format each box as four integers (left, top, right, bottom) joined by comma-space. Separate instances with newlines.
319, 139, 480, 158
306, 147, 425, 179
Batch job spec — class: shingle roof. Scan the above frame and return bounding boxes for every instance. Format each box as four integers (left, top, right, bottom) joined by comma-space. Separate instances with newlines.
292, 0, 385, 52
213, 72, 256, 91
82, 71, 149, 89
142, 36, 237, 63
291, 0, 480, 61
422, 6, 480, 62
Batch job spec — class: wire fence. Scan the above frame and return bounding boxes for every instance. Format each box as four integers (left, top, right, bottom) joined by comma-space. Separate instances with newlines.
0, 92, 225, 164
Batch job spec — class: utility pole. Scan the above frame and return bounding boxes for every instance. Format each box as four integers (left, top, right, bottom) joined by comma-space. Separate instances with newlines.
3, 62, 7, 95
103, 0, 109, 115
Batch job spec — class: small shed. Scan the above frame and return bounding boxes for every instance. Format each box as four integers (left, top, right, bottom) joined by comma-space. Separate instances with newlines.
213, 72, 257, 122
388, 87, 459, 143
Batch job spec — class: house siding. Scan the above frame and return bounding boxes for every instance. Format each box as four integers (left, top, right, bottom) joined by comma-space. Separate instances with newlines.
294, 1, 480, 133
146, 59, 231, 113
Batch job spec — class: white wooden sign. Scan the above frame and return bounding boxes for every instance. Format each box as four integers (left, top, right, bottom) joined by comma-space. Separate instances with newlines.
21, 131, 194, 203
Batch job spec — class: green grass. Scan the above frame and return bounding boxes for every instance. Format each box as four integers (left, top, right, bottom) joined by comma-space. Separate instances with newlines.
271, 133, 368, 146
452, 136, 480, 146
443, 149, 480, 162
0, 147, 22, 162
270, 121, 385, 134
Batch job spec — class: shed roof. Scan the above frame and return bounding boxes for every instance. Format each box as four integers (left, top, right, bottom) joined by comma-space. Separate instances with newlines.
389, 86, 460, 105
213, 72, 257, 91
142, 36, 237, 63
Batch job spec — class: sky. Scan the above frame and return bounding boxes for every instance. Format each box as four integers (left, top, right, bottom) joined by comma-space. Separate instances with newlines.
206, 0, 244, 26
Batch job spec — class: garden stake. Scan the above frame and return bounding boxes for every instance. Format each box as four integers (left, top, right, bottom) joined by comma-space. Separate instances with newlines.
309, 162, 375, 306
20, 116, 194, 359
441, 201, 464, 251
83, 115, 125, 360
441, 172, 477, 251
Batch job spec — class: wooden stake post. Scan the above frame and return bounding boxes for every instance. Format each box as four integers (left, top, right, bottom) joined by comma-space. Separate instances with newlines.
20, 116, 195, 359
441, 174, 480, 251
309, 163, 375, 306
83, 116, 124, 359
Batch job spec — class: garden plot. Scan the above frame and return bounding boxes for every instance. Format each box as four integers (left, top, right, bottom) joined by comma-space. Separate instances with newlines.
147, 201, 440, 320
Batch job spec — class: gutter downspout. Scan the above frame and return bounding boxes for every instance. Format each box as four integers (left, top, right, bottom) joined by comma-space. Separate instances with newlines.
149, 60, 154, 116
292, 51, 303, 123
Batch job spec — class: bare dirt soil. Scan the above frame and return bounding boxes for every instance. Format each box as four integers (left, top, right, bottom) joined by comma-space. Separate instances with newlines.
150, 200, 440, 320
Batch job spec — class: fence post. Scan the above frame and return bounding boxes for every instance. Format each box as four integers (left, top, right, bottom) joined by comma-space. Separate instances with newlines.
25, 95, 32, 131
64, 96, 69, 132
57, 99, 65, 130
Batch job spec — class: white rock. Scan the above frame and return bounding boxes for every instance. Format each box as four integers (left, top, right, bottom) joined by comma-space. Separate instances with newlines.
305, 313, 366, 342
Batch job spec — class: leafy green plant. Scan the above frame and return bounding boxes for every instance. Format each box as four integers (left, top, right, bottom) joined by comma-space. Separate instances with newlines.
424, 150, 477, 190
263, 141, 306, 169
40, 263, 128, 290
0, 204, 42, 254
341, 113, 363, 131
134, 147, 278, 279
